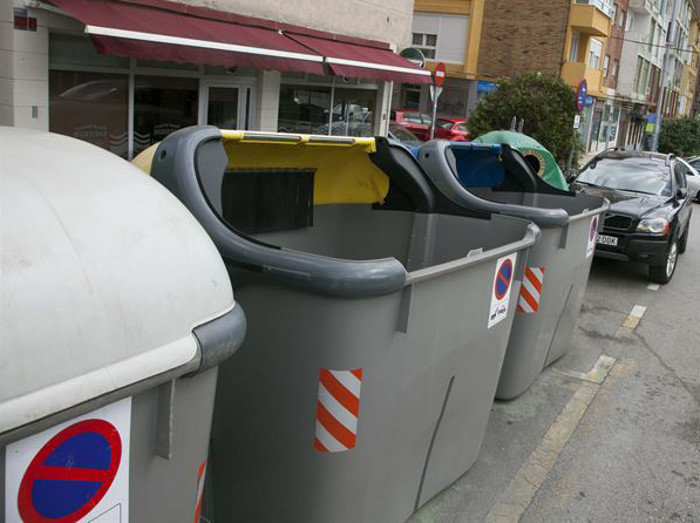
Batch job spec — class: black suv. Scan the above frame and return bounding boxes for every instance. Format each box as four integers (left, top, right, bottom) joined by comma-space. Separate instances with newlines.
571, 150, 693, 283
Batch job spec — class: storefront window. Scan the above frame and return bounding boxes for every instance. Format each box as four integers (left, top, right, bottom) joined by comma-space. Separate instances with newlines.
133, 76, 198, 155
207, 87, 239, 129
278, 85, 331, 134
329, 88, 375, 137
402, 86, 421, 109
50, 33, 129, 69
49, 70, 129, 157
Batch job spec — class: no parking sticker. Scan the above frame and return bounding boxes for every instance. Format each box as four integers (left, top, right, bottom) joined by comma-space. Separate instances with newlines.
488, 253, 517, 328
586, 215, 599, 258
5, 397, 131, 523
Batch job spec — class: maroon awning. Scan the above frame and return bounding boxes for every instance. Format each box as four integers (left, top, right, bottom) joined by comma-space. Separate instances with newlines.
49, 0, 326, 75
289, 34, 433, 85
49, 0, 431, 84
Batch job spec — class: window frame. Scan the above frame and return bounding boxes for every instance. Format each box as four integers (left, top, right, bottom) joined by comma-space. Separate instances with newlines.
411, 32, 438, 60
673, 161, 688, 189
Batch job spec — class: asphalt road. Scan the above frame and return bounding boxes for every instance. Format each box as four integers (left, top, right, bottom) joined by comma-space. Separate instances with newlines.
411, 204, 700, 522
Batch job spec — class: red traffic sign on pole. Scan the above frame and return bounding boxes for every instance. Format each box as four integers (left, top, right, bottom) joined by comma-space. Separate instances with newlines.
433, 62, 446, 86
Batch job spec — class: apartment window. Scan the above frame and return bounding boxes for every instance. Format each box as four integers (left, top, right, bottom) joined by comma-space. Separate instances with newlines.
655, 24, 664, 59
626, 11, 634, 31
617, 8, 626, 28
589, 38, 603, 69
643, 60, 652, 96
412, 13, 469, 63
412, 33, 437, 59
633, 57, 644, 94
570, 31, 581, 62
603, 55, 610, 78
612, 59, 619, 79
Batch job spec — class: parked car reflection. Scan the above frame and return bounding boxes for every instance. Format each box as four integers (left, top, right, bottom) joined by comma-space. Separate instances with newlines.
312, 121, 421, 147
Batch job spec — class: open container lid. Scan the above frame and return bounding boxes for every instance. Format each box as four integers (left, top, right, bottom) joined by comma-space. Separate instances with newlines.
1, 128, 238, 434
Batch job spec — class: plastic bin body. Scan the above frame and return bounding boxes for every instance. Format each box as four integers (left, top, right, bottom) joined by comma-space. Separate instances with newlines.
144, 126, 539, 522
417, 140, 608, 400
1, 128, 245, 523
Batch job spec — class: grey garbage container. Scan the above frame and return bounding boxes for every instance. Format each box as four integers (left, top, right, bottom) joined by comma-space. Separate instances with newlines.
416, 140, 608, 400
0, 128, 246, 523
143, 126, 540, 523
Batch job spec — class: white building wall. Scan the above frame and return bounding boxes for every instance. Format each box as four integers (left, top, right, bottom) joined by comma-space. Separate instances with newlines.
1, 0, 409, 142
186, 0, 414, 48
1, 1, 49, 129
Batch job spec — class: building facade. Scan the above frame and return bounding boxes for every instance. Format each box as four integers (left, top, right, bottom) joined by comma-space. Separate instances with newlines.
615, 0, 669, 148
404, 0, 618, 145
561, 0, 614, 153
614, 0, 700, 149
593, 0, 628, 153
400, 0, 483, 116
2, 0, 427, 159
679, 3, 699, 115
404, 0, 574, 118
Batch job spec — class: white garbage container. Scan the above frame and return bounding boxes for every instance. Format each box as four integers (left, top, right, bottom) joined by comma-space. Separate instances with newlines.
1, 128, 246, 523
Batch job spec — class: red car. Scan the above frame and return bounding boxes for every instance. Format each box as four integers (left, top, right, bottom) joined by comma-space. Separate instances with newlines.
434, 116, 470, 142
391, 109, 431, 141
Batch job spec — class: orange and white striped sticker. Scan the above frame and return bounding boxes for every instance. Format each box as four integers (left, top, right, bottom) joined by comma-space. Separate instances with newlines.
193, 460, 206, 523
314, 368, 363, 453
517, 266, 545, 313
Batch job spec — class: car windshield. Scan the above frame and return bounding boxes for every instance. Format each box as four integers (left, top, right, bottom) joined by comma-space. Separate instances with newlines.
389, 123, 421, 146
577, 156, 672, 196
436, 119, 454, 130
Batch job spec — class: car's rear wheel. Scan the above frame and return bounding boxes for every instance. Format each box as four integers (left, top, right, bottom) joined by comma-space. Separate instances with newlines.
649, 239, 679, 284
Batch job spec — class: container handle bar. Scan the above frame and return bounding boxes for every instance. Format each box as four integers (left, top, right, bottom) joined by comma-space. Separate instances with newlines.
150, 126, 407, 299
406, 222, 540, 285
418, 140, 570, 228
567, 201, 611, 223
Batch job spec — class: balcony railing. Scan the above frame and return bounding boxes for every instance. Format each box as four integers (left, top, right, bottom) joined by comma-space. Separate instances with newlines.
575, 0, 614, 18
628, 0, 659, 15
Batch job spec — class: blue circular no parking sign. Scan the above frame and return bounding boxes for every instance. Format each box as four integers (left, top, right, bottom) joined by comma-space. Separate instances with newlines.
17, 419, 122, 522
494, 258, 514, 300
576, 80, 588, 114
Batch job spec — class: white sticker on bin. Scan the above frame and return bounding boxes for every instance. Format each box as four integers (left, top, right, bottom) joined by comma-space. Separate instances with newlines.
5, 397, 131, 523
586, 215, 599, 258
488, 252, 517, 329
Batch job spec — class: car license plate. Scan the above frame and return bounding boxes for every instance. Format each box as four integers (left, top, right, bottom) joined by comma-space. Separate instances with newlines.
596, 234, 618, 246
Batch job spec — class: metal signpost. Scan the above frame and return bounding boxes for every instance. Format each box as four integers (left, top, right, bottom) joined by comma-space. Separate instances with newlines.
430, 62, 446, 140
567, 79, 587, 175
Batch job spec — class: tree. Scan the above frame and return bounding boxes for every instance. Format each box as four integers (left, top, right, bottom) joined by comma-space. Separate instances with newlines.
467, 73, 583, 166
658, 116, 700, 157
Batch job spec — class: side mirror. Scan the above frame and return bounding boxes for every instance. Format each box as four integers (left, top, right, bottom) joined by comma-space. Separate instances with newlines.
677, 187, 688, 200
